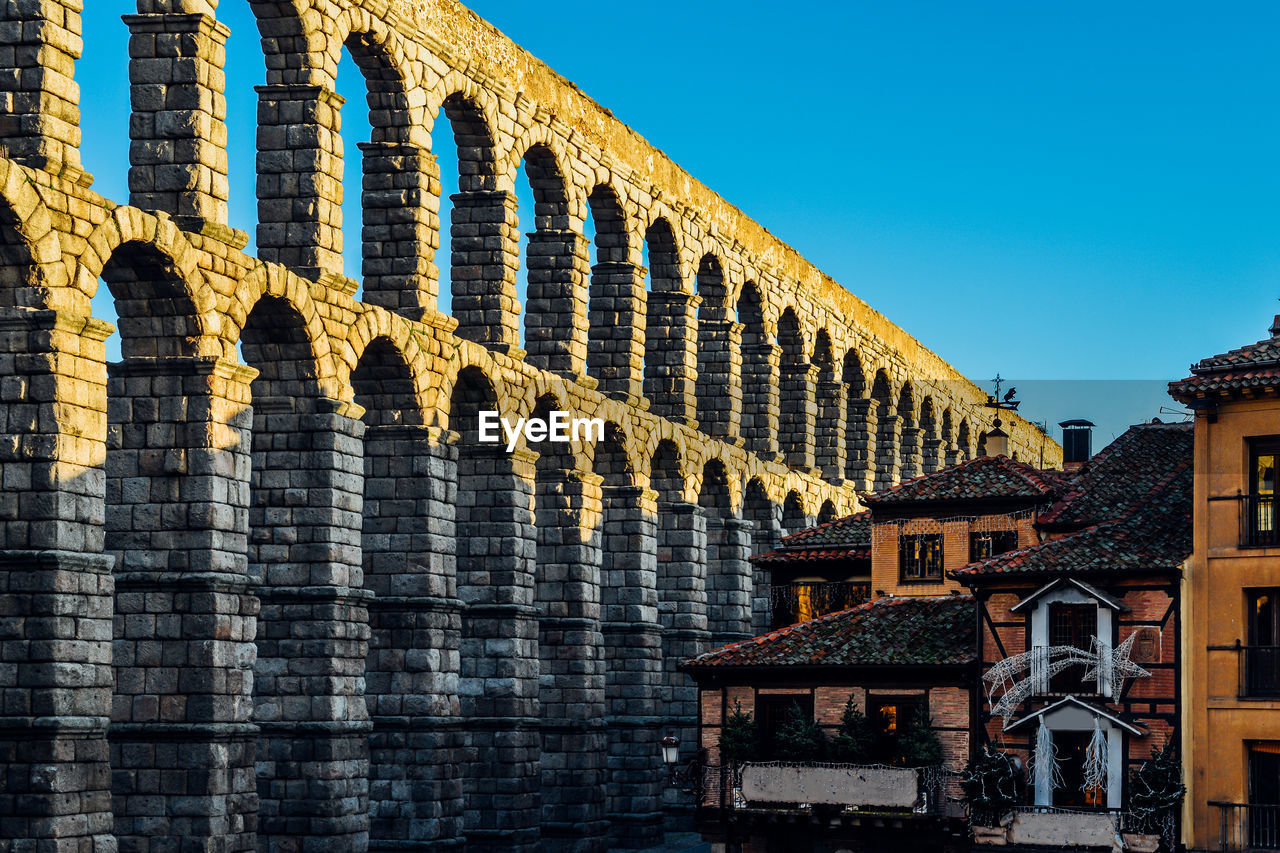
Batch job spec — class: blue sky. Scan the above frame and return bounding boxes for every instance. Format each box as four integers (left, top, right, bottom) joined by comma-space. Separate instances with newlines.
77, 2, 1280, 445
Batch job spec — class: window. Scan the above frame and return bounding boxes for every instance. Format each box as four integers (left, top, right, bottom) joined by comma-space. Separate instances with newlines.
769, 580, 870, 629
900, 533, 943, 581
869, 696, 924, 762
1246, 589, 1280, 698
1049, 603, 1098, 694
1248, 744, 1280, 848
756, 694, 813, 758
970, 530, 1020, 562
1246, 439, 1280, 546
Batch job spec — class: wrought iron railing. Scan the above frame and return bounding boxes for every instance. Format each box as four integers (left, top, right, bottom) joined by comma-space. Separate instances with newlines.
1239, 494, 1280, 548
1213, 801, 1280, 851
1237, 644, 1280, 698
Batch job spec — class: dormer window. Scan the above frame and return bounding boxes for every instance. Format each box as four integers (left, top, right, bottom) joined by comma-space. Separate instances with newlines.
1049, 603, 1098, 693
1011, 578, 1126, 698
900, 533, 943, 582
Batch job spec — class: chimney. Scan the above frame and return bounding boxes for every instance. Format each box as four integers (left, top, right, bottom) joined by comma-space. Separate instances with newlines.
1271, 314, 1280, 338
1059, 419, 1095, 471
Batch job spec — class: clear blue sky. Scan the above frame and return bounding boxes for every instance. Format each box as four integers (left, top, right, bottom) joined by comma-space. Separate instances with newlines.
77, 2, 1280, 445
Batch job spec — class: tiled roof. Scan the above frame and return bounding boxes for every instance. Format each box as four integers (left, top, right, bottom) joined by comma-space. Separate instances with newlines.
779, 511, 871, 547
1038, 421, 1192, 529
682, 594, 976, 669
955, 422, 1192, 578
864, 455, 1062, 506
1169, 317, 1280, 400
750, 511, 871, 566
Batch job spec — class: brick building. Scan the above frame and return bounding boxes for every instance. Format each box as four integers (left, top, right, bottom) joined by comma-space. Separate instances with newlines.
751, 511, 872, 629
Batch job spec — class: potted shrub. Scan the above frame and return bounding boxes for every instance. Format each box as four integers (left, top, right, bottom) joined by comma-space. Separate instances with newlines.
1124, 742, 1184, 852
962, 746, 1024, 845
831, 695, 878, 764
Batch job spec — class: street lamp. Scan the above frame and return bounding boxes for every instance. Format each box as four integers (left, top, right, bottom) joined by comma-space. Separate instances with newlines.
660, 732, 681, 785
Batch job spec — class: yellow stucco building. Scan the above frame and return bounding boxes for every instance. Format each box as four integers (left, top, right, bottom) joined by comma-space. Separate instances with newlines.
1173, 316, 1280, 851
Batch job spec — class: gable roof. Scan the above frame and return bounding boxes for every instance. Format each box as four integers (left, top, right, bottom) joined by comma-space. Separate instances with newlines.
751, 511, 871, 566
863, 455, 1062, 507
681, 594, 976, 670
954, 422, 1192, 579
1003, 695, 1147, 736
1170, 316, 1280, 401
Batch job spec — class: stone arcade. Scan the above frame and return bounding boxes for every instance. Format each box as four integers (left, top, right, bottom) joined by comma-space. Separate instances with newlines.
0, 1, 1057, 851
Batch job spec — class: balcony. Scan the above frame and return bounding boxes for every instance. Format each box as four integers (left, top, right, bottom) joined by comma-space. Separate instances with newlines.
700, 761, 955, 816
769, 581, 870, 629
973, 807, 1158, 852
1237, 644, 1280, 699
1213, 801, 1280, 851
1238, 494, 1280, 548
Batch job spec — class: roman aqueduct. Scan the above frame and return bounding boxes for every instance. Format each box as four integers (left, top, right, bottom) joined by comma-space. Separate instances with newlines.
0, 0, 1058, 850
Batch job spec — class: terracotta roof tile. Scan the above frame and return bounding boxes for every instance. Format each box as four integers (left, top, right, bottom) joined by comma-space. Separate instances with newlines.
1170, 318, 1280, 400
864, 455, 1061, 506
682, 594, 976, 668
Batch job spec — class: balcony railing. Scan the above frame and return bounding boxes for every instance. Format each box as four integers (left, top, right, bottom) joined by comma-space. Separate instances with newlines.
1236, 644, 1280, 698
1238, 493, 1280, 548
701, 762, 958, 817
1213, 801, 1280, 851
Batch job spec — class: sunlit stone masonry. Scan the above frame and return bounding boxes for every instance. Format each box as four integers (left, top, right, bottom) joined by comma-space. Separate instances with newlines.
0, 0, 1058, 851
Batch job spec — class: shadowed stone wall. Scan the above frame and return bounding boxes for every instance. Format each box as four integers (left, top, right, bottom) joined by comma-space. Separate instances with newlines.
0, 1, 1059, 851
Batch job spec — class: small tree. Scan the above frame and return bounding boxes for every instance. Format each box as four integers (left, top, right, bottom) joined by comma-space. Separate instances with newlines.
962, 746, 1024, 827
896, 707, 944, 767
1128, 741, 1184, 844
718, 701, 761, 767
831, 695, 878, 763
773, 702, 828, 762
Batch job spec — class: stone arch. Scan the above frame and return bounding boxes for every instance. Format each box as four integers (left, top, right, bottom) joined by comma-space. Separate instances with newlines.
0, 159, 62, 303
425, 75, 501, 192
512, 139, 583, 375
818, 499, 838, 526
871, 369, 898, 489
941, 407, 955, 465
738, 280, 776, 456
649, 438, 685, 503
695, 253, 738, 440
977, 429, 990, 457
958, 418, 973, 461
229, 265, 338, 396
897, 381, 920, 480
744, 477, 780, 634
350, 335, 427, 427
332, 16, 439, 315
249, 0, 328, 85
782, 490, 807, 534
76, 208, 211, 314
778, 308, 813, 469
98, 241, 208, 360
919, 395, 940, 474
585, 183, 644, 399
700, 456, 750, 646
698, 456, 732, 513
339, 310, 433, 420
843, 349, 873, 488
643, 216, 695, 423
812, 330, 843, 481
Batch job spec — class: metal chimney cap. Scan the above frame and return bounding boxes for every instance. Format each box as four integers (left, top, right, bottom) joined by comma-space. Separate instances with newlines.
1058, 419, 1096, 428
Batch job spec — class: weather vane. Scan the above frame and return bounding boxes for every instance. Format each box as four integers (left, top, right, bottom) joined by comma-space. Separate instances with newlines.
985, 373, 1020, 430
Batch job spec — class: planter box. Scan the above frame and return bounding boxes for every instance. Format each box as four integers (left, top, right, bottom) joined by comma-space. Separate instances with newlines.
1120, 833, 1160, 853
1008, 810, 1119, 849
739, 764, 918, 808
972, 825, 1008, 846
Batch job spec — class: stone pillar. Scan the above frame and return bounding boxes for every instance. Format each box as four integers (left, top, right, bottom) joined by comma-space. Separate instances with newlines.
358, 141, 439, 319
644, 291, 699, 426
449, 189, 521, 353
899, 425, 921, 481
656, 502, 707, 751
706, 516, 753, 647
944, 445, 961, 467
874, 411, 902, 491
844, 397, 877, 493
125, 10, 230, 226
249, 398, 371, 853
0, 308, 113, 851
525, 229, 589, 378
587, 261, 647, 403
780, 363, 817, 471
922, 436, 944, 473
696, 319, 743, 442
458, 447, 540, 852
748, 510, 783, 637
535, 467, 606, 852
0, 0, 85, 179
105, 356, 259, 853
362, 426, 463, 850
255, 83, 344, 281
741, 342, 780, 460
815, 377, 847, 483
599, 485, 664, 848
